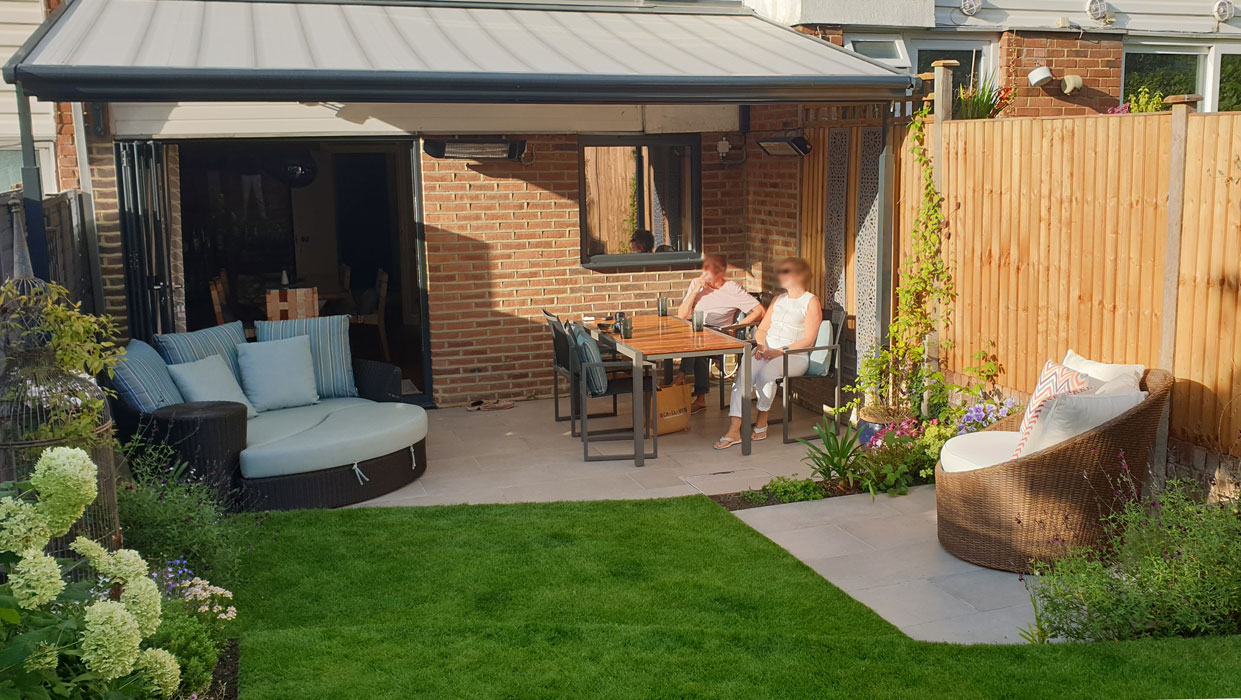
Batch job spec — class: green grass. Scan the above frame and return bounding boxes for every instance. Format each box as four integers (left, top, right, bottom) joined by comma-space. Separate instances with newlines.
235, 497, 1241, 699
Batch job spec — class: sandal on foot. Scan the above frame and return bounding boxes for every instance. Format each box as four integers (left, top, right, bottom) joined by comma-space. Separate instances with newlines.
690, 404, 707, 415
752, 425, 769, 441
713, 436, 741, 450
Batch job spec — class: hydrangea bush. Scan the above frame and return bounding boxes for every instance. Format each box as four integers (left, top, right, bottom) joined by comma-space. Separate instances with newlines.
0, 447, 181, 699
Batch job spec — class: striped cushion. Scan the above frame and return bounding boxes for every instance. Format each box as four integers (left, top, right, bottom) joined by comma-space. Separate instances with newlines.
568, 324, 608, 397
255, 315, 358, 399
1012, 360, 1092, 458
113, 340, 184, 414
153, 321, 247, 380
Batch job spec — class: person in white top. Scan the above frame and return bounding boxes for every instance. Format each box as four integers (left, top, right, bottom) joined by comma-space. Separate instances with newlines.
714, 258, 822, 450
675, 253, 764, 413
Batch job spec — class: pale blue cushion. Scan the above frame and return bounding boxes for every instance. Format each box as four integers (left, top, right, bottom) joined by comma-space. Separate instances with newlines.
254, 316, 357, 399
240, 402, 427, 479
806, 321, 836, 377
167, 355, 257, 418
237, 336, 319, 412
568, 324, 607, 396
154, 322, 247, 380
112, 340, 183, 414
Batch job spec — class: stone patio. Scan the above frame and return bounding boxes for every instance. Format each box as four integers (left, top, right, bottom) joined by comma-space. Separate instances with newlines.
359, 397, 1035, 644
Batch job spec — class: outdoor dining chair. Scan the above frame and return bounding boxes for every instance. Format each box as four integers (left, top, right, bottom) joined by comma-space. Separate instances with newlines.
266, 287, 320, 321
351, 269, 390, 362
763, 308, 844, 444
541, 310, 616, 436
566, 321, 657, 462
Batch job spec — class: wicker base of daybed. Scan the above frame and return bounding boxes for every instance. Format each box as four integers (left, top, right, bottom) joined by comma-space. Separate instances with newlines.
242, 438, 427, 511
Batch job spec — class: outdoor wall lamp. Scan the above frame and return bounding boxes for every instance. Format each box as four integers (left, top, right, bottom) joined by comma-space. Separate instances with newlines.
423, 140, 527, 161
1027, 65, 1054, 88
754, 136, 812, 157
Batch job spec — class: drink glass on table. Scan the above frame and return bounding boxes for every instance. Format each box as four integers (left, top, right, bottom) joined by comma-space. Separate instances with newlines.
657, 297, 668, 317
692, 310, 705, 332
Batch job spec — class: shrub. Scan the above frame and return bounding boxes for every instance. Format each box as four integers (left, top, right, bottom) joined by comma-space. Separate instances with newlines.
762, 476, 824, 503
800, 420, 863, 488
854, 439, 916, 498
117, 437, 242, 587
1028, 479, 1241, 642
148, 603, 218, 696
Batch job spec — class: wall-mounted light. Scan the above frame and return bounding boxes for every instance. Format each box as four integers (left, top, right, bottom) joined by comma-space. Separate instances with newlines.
1061, 75, 1084, 95
1028, 65, 1054, 88
755, 136, 812, 157
423, 140, 527, 160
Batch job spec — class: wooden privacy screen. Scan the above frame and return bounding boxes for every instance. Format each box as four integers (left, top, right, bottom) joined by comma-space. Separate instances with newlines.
924, 111, 1240, 455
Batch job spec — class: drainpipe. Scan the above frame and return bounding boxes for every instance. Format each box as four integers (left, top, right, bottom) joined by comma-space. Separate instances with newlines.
15, 81, 48, 279
72, 101, 104, 310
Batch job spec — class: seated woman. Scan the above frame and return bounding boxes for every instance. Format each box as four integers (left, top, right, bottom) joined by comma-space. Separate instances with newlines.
714, 258, 821, 449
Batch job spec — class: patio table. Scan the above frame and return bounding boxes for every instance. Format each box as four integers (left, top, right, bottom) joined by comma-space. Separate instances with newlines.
589, 315, 751, 466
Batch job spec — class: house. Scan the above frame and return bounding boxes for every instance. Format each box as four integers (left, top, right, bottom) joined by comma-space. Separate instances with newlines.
4, 0, 919, 407
751, 0, 1241, 115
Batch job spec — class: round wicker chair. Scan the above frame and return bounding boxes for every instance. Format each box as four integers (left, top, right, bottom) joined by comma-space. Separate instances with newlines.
936, 369, 1174, 573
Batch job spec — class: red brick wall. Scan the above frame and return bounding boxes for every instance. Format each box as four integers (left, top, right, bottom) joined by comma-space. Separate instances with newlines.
1000, 31, 1123, 117
744, 105, 802, 292
86, 127, 128, 338
420, 134, 747, 406
794, 25, 844, 47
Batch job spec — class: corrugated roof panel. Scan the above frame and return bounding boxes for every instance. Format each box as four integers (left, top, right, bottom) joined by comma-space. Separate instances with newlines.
7, 0, 916, 103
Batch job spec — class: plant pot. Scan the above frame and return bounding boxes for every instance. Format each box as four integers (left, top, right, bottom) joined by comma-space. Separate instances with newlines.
858, 404, 914, 425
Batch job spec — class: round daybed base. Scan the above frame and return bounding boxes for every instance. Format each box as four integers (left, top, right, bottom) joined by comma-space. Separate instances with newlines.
242, 438, 428, 511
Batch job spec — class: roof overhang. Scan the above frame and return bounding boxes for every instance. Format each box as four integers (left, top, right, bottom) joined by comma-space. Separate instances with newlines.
5, 0, 918, 104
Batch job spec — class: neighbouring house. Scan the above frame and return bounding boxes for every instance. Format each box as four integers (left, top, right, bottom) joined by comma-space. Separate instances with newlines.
3, 0, 920, 408
751, 0, 1241, 115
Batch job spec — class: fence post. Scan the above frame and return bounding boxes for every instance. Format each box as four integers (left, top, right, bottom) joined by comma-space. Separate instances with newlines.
931, 59, 958, 192
1153, 93, 1201, 490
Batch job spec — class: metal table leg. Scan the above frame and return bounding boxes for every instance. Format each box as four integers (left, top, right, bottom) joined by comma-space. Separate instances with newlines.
633, 349, 646, 467
741, 347, 752, 456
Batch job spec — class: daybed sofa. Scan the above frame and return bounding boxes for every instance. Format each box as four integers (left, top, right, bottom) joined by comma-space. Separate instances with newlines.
109, 318, 427, 510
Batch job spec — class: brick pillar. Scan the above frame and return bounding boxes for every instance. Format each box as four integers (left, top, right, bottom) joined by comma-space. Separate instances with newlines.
83, 109, 128, 338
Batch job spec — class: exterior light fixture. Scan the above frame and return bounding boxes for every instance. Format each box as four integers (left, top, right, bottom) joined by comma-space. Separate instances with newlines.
715, 137, 732, 161
1028, 65, 1054, 88
1061, 75, 1084, 95
755, 136, 812, 157
423, 140, 527, 160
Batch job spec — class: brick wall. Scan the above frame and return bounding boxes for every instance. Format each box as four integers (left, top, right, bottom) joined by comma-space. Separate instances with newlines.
420, 134, 747, 406
53, 103, 78, 191
794, 24, 844, 47
744, 104, 802, 292
86, 127, 128, 339
1000, 31, 1123, 117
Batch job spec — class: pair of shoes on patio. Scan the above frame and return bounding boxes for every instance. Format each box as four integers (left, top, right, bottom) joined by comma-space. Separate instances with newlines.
468, 399, 515, 411
713, 425, 767, 449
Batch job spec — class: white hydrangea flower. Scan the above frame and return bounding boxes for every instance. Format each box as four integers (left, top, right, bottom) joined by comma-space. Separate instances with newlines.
80, 600, 141, 680
0, 497, 52, 553
120, 576, 162, 638
30, 447, 98, 536
71, 537, 149, 584
137, 647, 181, 698
9, 549, 64, 608
23, 643, 58, 673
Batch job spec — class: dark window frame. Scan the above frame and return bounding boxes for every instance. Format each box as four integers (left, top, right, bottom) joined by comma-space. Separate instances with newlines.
576, 134, 703, 269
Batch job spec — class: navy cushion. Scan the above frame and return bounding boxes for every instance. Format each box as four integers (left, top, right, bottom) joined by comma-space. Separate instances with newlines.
568, 324, 608, 397
254, 315, 357, 399
112, 340, 183, 414
153, 321, 247, 380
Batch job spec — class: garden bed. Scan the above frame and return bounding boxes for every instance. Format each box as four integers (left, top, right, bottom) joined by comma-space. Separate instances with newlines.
202, 640, 240, 700
710, 481, 861, 511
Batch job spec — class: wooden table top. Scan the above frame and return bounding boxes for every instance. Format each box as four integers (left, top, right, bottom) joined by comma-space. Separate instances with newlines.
592, 315, 747, 358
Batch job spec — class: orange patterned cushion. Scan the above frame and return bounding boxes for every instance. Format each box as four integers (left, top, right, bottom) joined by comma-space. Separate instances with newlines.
1012, 360, 1092, 458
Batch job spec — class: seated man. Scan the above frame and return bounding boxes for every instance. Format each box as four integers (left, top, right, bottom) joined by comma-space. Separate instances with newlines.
675, 254, 763, 413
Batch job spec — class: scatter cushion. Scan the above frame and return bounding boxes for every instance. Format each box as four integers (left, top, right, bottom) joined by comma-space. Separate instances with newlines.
1023, 390, 1148, 455
153, 322, 247, 380
167, 355, 257, 418
940, 431, 1022, 473
1062, 349, 1144, 393
237, 336, 319, 412
568, 324, 607, 396
240, 402, 427, 479
112, 340, 183, 414
255, 316, 357, 399
806, 321, 835, 377
1012, 360, 1092, 458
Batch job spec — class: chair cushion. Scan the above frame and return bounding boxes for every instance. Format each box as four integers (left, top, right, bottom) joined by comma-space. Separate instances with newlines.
806, 320, 835, 377
154, 322, 248, 380
569, 324, 607, 397
237, 336, 320, 412
245, 398, 374, 449
1013, 360, 1092, 457
940, 431, 1022, 473
240, 401, 427, 479
113, 340, 183, 414
167, 355, 257, 418
1023, 390, 1147, 455
1062, 350, 1144, 393
255, 315, 358, 399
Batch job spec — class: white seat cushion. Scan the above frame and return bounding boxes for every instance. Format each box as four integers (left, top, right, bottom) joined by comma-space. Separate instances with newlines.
241, 401, 427, 479
940, 431, 1021, 473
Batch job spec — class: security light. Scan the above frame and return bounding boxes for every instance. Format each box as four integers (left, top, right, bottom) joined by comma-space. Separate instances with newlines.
755, 136, 812, 157
423, 140, 526, 160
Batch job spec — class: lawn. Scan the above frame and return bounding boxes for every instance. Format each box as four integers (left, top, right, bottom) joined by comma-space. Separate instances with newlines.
235, 496, 1241, 699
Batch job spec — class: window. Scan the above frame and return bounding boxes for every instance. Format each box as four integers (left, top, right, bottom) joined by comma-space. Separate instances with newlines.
0, 143, 57, 193
1122, 51, 1201, 108
907, 39, 996, 95
844, 35, 910, 68
578, 135, 701, 267
1219, 53, 1241, 112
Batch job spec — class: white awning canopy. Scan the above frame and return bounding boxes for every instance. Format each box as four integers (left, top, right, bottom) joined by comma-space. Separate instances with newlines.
5, 0, 917, 103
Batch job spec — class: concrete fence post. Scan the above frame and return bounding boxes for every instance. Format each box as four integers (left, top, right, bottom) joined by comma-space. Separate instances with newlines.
930, 59, 958, 193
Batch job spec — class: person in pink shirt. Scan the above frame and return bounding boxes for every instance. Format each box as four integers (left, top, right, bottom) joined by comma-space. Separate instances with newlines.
675, 254, 763, 413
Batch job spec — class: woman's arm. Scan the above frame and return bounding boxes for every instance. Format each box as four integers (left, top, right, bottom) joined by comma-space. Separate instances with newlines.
753, 300, 776, 355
